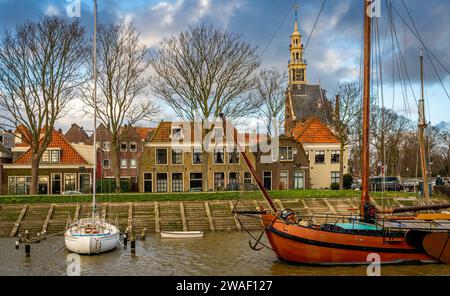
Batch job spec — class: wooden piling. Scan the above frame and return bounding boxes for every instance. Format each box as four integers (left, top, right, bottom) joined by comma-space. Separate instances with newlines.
74, 203, 80, 221
300, 199, 317, 224
230, 201, 242, 231
253, 200, 264, 228
323, 199, 337, 215
10, 205, 28, 237
204, 202, 215, 232
180, 202, 188, 231
154, 202, 160, 233
41, 204, 55, 234
101, 203, 107, 220
275, 199, 285, 209
127, 203, 133, 231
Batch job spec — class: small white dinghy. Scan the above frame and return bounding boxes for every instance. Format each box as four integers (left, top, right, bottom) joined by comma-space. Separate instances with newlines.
65, 218, 120, 255
160, 231, 204, 238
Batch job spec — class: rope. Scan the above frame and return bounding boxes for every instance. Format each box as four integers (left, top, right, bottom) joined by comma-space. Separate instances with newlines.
304, 0, 327, 52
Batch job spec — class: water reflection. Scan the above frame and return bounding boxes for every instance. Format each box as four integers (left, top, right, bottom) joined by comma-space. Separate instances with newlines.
1, 232, 449, 276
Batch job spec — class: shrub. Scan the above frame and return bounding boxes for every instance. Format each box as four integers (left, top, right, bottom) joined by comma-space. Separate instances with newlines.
96, 179, 131, 193
330, 183, 340, 190
343, 174, 353, 189
434, 185, 450, 198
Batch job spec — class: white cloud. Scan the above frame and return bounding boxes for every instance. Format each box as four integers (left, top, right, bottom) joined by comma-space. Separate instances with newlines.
45, 5, 60, 16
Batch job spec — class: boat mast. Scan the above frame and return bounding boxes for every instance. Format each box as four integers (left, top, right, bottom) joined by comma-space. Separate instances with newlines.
418, 49, 430, 205
92, 0, 98, 219
360, 0, 372, 218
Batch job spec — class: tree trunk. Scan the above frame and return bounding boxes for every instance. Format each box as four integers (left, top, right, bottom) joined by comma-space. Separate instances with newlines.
201, 128, 211, 192
30, 153, 40, 195
339, 142, 345, 190
111, 138, 121, 193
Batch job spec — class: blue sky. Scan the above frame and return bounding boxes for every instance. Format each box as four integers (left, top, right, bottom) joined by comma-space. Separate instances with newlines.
0, 0, 449, 131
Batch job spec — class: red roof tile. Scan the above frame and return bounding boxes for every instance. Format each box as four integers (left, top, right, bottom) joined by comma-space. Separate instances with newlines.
290, 117, 339, 144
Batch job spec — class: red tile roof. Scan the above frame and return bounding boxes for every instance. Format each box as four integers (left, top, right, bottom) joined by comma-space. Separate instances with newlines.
135, 127, 155, 140
290, 117, 339, 144
14, 130, 88, 165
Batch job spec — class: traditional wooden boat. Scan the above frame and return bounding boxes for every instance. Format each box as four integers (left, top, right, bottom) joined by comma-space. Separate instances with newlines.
160, 231, 204, 238
219, 1, 450, 265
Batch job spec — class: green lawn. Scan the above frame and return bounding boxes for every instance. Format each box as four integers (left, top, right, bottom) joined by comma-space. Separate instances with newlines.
0, 189, 420, 204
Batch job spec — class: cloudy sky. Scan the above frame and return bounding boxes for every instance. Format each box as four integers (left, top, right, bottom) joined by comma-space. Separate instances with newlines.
0, 0, 449, 132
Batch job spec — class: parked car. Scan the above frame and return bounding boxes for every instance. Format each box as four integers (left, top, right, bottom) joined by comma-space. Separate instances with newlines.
225, 183, 258, 191
369, 176, 403, 191
62, 190, 82, 195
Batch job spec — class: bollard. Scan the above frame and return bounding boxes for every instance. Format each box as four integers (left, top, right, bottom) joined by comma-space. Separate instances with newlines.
24, 230, 30, 257
15, 240, 19, 249
130, 230, 136, 254
123, 230, 128, 248
141, 228, 147, 241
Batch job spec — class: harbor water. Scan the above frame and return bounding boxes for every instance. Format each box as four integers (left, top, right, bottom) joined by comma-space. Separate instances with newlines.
1, 232, 450, 276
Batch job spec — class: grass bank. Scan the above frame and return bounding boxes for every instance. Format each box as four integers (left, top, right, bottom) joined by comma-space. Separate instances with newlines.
0, 189, 419, 204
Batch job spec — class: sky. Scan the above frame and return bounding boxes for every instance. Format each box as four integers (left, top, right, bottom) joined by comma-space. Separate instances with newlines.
0, 0, 449, 133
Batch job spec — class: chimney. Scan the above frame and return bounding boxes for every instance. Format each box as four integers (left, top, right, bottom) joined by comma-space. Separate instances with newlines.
58, 128, 62, 133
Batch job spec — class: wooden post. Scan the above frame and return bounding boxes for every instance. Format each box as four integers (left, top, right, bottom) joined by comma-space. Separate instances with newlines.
300, 199, 317, 224
275, 199, 285, 209
127, 202, 133, 232
230, 201, 242, 231
180, 202, 188, 231
10, 205, 28, 237
323, 199, 337, 215
74, 203, 80, 222
101, 203, 107, 220
154, 202, 160, 233
393, 199, 404, 208
204, 202, 215, 232
253, 200, 264, 228
41, 204, 55, 234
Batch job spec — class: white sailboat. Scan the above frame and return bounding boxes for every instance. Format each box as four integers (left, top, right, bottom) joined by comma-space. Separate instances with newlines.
65, 0, 119, 255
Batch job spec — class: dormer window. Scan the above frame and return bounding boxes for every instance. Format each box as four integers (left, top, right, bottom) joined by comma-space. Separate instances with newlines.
130, 142, 137, 152
41, 149, 60, 163
102, 142, 110, 151
279, 147, 293, 161
120, 142, 127, 152
170, 127, 183, 140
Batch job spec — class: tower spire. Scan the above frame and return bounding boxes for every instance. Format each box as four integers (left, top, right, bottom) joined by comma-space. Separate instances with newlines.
288, 3, 306, 85
294, 3, 299, 31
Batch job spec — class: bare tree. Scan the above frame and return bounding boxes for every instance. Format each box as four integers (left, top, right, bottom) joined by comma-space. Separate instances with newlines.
252, 68, 287, 135
81, 23, 158, 193
334, 81, 361, 189
150, 24, 260, 191
0, 17, 88, 194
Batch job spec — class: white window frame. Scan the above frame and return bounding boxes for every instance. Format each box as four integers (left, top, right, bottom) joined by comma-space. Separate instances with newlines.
102, 159, 110, 169
79, 173, 92, 193
171, 149, 183, 165
120, 142, 127, 152
130, 159, 137, 169
171, 172, 184, 192
192, 148, 202, 165
102, 141, 110, 151
143, 172, 153, 193
129, 142, 137, 152
120, 159, 128, 169
64, 173, 77, 192
50, 173, 62, 195
279, 170, 289, 190
213, 147, 225, 165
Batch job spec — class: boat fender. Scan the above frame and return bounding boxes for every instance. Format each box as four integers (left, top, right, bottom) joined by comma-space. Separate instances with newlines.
364, 203, 377, 223
279, 209, 298, 224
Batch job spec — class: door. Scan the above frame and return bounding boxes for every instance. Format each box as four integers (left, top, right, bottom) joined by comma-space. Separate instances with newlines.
263, 171, 272, 190
294, 170, 304, 189
51, 174, 61, 195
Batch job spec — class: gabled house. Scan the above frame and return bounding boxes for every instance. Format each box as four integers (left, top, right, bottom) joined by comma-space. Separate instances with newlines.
65, 123, 91, 145
290, 117, 348, 189
138, 121, 260, 193
2, 129, 94, 195
0, 130, 14, 194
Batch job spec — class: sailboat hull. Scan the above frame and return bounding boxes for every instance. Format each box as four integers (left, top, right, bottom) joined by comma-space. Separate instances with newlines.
262, 214, 436, 265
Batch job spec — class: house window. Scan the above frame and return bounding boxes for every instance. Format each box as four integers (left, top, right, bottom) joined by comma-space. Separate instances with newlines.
214, 172, 225, 190
120, 142, 127, 152
64, 174, 76, 192
79, 174, 91, 194
280, 170, 289, 190
120, 159, 127, 168
172, 149, 182, 164
279, 147, 293, 161
214, 148, 224, 164
331, 150, 340, 163
156, 173, 168, 192
103, 159, 110, 169
228, 147, 240, 164
143, 173, 152, 192
51, 174, 62, 195
41, 150, 50, 163
102, 142, 110, 151
8, 176, 31, 195
263, 171, 272, 190
38, 176, 49, 194
294, 171, 304, 190
51, 150, 60, 163
130, 142, 137, 152
189, 173, 203, 191
229, 172, 239, 185
130, 159, 137, 168
192, 149, 202, 164
331, 172, 340, 184
171, 127, 183, 140
244, 172, 252, 184
172, 173, 183, 192
156, 149, 168, 164
315, 151, 325, 164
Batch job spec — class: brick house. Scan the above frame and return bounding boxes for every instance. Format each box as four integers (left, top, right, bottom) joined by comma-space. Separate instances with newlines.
255, 134, 311, 190
290, 117, 348, 189
92, 123, 153, 192
0, 130, 14, 194
2, 129, 94, 195
138, 121, 260, 193
65, 123, 90, 144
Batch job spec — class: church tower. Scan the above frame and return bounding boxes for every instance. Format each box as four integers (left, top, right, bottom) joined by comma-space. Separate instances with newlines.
288, 6, 307, 86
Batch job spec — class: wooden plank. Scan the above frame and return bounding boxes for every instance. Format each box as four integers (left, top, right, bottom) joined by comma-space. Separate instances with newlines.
369, 197, 379, 207
154, 202, 160, 232
230, 201, 242, 231
41, 204, 55, 234
204, 202, 215, 232
128, 202, 133, 231
101, 203, 108, 220
393, 199, 404, 207
10, 205, 28, 237
74, 203, 80, 221
275, 199, 284, 209
300, 199, 317, 224
323, 199, 337, 215
180, 202, 188, 231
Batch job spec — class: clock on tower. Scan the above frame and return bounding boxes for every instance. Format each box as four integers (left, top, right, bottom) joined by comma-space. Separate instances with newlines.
293, 69, 305, 82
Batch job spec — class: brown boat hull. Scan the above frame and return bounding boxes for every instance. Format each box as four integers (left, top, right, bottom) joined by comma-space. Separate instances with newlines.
262, 214, 435, 265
